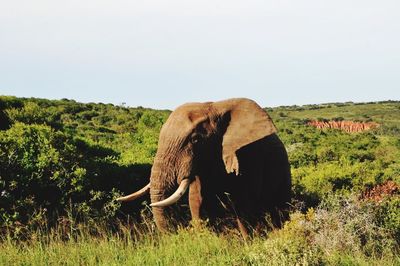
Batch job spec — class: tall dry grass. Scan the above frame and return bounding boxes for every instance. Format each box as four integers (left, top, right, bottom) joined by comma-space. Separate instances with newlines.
1, 194, 399, 265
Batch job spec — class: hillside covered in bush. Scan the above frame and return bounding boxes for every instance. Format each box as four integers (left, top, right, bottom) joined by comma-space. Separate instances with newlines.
0, 96, 399, 265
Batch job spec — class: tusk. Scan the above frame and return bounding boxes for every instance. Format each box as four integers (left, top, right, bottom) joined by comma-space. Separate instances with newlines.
116, 183, 150, 202
150, 179, 190, 207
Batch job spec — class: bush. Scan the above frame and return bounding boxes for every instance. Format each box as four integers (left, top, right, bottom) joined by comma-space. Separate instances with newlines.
247, 194, 399, 265
0, 122, 152, 235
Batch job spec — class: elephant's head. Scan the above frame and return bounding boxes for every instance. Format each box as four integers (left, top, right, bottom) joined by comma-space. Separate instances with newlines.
117, 98, 277, 230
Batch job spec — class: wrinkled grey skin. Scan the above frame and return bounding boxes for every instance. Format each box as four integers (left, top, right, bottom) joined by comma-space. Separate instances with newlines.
149, 98, 291, 231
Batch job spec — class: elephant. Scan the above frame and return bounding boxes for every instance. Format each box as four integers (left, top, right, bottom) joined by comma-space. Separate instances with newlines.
117, 98, 291, 235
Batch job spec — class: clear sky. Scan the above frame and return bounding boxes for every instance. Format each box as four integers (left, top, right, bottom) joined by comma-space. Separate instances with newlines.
1, 0, 399, 109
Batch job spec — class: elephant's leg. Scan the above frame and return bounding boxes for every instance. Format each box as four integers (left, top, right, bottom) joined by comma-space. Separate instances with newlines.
189, 176, 202, 222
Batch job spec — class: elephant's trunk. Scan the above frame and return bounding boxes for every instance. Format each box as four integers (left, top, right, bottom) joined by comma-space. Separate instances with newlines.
149, 158, 172, 231
150, 187, 169, 231
149, 135, 191, 231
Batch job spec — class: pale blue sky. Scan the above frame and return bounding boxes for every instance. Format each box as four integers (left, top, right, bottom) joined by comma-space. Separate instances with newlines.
1, 0, 399, 109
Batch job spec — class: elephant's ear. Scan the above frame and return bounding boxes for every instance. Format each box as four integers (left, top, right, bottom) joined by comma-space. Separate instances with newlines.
214, 98, 277, 175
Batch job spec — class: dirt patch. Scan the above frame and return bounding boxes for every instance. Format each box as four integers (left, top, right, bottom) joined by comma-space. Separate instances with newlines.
307, 120, 379, 133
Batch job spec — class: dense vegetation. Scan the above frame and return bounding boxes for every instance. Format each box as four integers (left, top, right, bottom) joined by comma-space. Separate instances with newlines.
0, 96, 399, 265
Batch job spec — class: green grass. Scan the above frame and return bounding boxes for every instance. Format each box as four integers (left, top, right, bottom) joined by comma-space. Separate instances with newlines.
0, 224, 244, 265
1, 196, 399, 266
1, 225, 397, 266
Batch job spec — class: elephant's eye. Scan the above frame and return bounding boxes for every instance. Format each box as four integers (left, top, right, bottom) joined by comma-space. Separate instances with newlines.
190, 133, 201, 144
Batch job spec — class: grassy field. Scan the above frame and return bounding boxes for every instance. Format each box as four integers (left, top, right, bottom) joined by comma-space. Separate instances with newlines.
1, 189, 399, 265
271, 101, 400, 131
1, 201, 399, 266
1, 97, 399, 265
